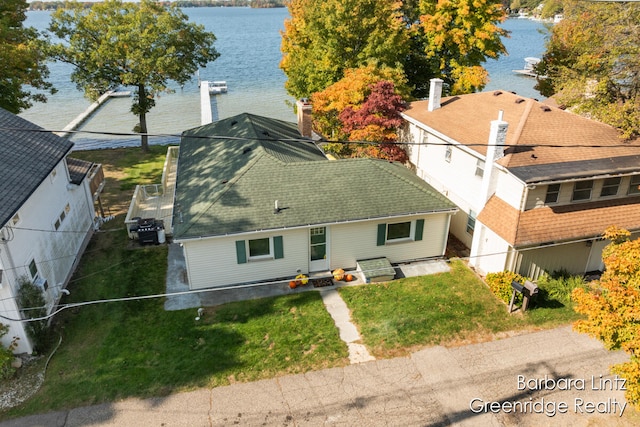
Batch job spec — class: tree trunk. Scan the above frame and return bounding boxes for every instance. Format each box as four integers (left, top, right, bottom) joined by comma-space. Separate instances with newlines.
138, 84, 149, 152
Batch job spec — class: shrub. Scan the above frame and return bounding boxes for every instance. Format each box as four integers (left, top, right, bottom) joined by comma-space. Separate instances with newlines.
0, 323, 19, 380
16, 276, 48, 353
536, 271, 588, 305
485, 271, 526, 305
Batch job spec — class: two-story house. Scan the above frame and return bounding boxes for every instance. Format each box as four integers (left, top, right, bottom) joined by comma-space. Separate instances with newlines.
0, 108, 103, 354
402, 79, 640, 279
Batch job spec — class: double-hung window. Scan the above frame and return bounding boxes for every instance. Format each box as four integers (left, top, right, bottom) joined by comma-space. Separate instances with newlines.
628, 175, 640, 195
377, 220, 425, 246
600, 177, 621, 197
545, 184, 561, 204
235, 236, 284, 263
572, 180, 593, 202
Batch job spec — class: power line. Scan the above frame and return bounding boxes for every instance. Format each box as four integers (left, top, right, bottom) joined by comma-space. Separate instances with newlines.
2, 126, 640, 150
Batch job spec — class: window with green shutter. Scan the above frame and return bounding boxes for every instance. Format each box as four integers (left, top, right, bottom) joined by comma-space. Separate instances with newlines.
378, 219, 425, 245
236, 236, 284, 263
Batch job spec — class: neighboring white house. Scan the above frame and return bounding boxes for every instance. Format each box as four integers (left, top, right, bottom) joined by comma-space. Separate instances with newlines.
402, 79, 640, 279
0, 108, 103, 354
172, 112, 457, 290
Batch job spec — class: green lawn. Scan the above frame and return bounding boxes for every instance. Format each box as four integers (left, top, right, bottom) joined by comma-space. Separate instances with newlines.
0, 146, 582, 420
3, 228, 348, 418
339, 260, 582, 358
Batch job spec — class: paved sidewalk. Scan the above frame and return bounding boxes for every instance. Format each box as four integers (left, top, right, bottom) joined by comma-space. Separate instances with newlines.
2, 326, 635, 427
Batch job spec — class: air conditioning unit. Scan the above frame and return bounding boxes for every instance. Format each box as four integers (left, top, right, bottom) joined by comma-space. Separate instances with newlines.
34, 277, 49, 292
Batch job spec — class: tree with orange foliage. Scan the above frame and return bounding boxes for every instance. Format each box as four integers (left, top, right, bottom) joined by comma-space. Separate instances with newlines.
311, 65, 408, 162
572, 226, 640, 408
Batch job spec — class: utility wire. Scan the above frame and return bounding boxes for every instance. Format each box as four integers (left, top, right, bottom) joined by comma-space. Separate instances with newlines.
2, 126, 640, 150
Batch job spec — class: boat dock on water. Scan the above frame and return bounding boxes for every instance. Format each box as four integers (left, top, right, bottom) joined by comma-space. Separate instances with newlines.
513, 57, 541, 78
208, 81, 228, 94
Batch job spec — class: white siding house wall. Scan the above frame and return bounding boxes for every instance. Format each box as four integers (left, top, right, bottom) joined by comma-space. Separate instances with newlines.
470, 223, 510, 275
329, 214, 451, 270
182, 213, 452, 290
406, 123, 486, 248
493, 171, 526, 210
0, 160, 94, 354
183, 228, 309, 290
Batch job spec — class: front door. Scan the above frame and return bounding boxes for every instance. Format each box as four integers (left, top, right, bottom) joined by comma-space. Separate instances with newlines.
309, 227, 329, 272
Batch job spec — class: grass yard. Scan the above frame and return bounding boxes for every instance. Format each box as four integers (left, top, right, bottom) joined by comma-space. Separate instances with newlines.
0, 145, 582, 420
339, 260, 582, 358
3, 228, 347, 418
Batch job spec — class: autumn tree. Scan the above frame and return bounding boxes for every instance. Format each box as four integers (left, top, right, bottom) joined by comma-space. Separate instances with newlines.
536, 1, 640, 139
572, 226, 640, 408
281, 0, 507, 100
281, 0, 409, 100
48, 0, 219, 151
0, 0, 54, 113
418, 0, 508, 95
312, 65, 408, 162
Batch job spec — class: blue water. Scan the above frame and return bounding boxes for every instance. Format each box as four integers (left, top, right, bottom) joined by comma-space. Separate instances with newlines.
20, 8, 549, 150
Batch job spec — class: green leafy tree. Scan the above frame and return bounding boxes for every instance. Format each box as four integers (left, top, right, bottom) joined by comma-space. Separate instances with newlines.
16, 276, 48, 353
418, 0, 508, 95
0, 0, 54, 113
48, 0, 219, 151
572, 226, 640, 409
281, 0, 409, 100
536, 0, 640, 139
281, 0, 507, 100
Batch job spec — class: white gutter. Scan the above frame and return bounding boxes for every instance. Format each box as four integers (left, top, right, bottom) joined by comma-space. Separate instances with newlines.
173, 208, 459, 243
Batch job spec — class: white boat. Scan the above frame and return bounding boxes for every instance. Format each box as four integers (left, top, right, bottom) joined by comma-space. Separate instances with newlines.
512, 57, 541, 78
209, 81, 228, 94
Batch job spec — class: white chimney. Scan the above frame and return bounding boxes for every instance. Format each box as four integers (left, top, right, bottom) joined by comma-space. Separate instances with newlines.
428, 78, 444, 112
480, 111, 509, 205
296, 98, 313, 138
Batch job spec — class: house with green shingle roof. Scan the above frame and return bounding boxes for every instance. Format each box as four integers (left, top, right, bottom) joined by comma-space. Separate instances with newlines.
173, 113, 457, 289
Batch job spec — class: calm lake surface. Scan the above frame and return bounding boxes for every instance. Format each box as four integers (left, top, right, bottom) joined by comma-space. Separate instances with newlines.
20, 8, 549, 150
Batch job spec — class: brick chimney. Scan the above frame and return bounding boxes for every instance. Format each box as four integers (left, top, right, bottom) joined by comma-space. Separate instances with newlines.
428, 78, 444, 112
296, 98, 312, 138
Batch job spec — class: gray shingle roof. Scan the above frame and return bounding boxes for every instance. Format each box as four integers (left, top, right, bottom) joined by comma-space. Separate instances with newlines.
173, 113, 457, 240
0, 108, 74, 227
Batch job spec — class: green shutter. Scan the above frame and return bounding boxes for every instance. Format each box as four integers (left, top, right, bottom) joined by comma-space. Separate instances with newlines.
377, 223, 387, 246
274, 236, 284, 259
415, 219, 425, 241
235, 240, 247, 264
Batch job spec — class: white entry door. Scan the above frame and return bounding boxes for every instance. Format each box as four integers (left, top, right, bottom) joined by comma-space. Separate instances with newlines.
309, 227, 329, 272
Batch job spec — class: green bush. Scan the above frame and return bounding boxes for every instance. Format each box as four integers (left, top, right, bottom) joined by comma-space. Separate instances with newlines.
536, 271, 588, 305
0, 323, 19, 380
16, 276, 48, 353
485, 271, 527, 305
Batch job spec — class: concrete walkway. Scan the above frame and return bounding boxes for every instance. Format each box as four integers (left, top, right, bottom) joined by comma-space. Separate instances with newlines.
320, 288, 375, 364
3, 326, 634, 427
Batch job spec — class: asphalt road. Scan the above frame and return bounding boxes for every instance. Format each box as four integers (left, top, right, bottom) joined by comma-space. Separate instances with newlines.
1, 325, 637, 427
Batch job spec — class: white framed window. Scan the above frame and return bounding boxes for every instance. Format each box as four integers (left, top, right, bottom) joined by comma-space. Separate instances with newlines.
445, 146, 452, 163
475, 159, 485, 177
248, 237, 272, 259
572, 180, 593, 201
600, 177, 621, 197
28, 259, 38, 280
377, 219, 425, 246
10, 213, 20, 226
466, 210, 477, 235
628, 175, 640, 195
235, 236, 284, 264
545, 184, 561, 204
387, 221, 413, 241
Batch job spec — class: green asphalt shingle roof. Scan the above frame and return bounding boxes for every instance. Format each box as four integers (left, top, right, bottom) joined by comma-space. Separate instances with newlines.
173, 113, 457, 240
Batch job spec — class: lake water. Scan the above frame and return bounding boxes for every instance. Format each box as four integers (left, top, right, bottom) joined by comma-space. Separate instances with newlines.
20, 8, 550, 150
